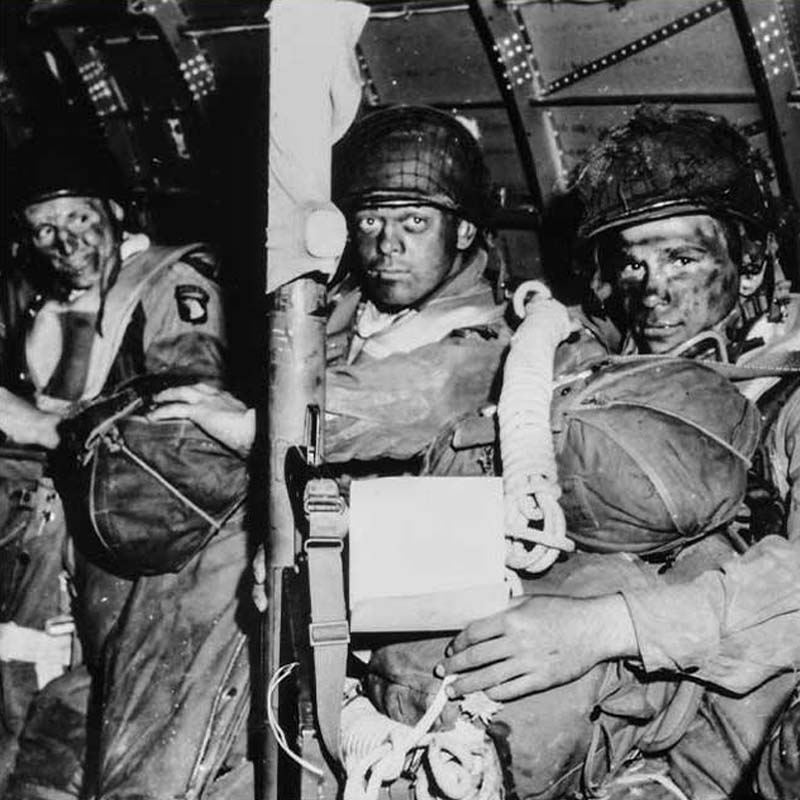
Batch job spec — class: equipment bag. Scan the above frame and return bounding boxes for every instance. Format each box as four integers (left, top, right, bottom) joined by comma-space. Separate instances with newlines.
59, 376, 248, 576
427, 356, 762, 557
365, 551, 710, 800
551, 356, 761, 555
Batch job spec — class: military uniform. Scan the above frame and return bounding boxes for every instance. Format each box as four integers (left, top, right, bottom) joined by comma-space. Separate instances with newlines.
2, 233, 238, 800
325, 248, 510, 464
364, 297, 800, 800
611, 297, 800, 799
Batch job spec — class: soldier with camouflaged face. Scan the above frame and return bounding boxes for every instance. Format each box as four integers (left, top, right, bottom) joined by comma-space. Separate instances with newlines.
384, 107, 800, 800
151, 105, 513, 468
0, 134, 228, 799
34, 105, 513, 800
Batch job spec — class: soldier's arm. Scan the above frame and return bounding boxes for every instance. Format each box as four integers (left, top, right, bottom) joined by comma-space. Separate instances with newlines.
325, 328, 509, 462
439, 535, 800, 700
139, 255, 227, 384
146, 311, 509, 460
0, 281, 61, 447
619, 390, 800, 693
620, 534, 800, 694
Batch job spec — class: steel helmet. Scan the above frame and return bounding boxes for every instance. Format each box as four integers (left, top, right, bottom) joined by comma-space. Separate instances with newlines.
333, 105, 491, 226
572, 106, 774, 240
10, 133, 126, 210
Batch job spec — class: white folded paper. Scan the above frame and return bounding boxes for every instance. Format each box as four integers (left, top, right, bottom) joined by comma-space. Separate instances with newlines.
348, 476, 509, 633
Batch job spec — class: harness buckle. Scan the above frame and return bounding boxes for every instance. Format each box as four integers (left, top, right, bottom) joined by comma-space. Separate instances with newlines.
308, 619, 350, 647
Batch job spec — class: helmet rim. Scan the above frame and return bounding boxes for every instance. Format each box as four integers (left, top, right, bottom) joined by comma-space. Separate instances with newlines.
579, 197, 770, 240
333, 104, 490, 227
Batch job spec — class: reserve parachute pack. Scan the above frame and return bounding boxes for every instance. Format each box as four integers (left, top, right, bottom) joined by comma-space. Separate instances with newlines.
356, 357, 763, 800
58, 375, 248, 575
551, 356, 761, 555
428, 355, 762, 557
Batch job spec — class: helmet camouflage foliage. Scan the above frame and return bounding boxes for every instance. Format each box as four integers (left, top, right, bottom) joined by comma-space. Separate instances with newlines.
333, 105, 491, 226
572, 106, 775, 240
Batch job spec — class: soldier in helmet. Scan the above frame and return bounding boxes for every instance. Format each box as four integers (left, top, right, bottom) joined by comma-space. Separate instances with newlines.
59, 105, 511, 800
152, 104, 511, 466
432, 107, 800, 798
0, 133, 228, 797
322, 107, 791, 800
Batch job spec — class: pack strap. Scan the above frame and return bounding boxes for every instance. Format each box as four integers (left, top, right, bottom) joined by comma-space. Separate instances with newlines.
303, 477, 349, 766
32, 243, 207, 409
606, 352, 800, 380
84, 243, 207, 400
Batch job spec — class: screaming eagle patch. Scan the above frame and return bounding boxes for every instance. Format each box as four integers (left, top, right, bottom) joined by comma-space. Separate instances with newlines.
175, 285, 210, 324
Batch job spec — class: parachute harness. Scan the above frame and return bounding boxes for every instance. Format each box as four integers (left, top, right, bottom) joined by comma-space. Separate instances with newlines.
341, 677, 504, 800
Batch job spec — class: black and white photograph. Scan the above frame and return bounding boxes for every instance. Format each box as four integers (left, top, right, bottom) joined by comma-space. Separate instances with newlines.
0, 1, 798, 798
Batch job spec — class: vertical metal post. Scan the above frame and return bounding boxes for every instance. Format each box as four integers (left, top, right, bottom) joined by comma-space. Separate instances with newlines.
267, 278, 327, 568
728, 0, 800, 283
469, 0, 544, 208
260, 2, 367, 795
260, 276, 327, 800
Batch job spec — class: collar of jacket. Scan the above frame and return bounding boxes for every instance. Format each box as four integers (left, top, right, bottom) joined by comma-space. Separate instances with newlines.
327, 246, 494, 336
330, 247, 505, 363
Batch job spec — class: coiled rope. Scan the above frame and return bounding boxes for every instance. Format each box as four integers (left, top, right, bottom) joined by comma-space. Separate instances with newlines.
499, 280, 579, 572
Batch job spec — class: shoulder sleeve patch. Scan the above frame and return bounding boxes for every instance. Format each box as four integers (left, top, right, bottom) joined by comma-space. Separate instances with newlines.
175, 284, 210, 324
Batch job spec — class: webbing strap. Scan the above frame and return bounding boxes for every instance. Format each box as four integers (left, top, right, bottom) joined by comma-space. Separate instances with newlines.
304, 478, 349, 766
31, 243, 206, 408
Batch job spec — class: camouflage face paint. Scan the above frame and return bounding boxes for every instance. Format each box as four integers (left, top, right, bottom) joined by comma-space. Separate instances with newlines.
24, 195, 119, 291
352, 205, 461, 311
607, 214, 739, 354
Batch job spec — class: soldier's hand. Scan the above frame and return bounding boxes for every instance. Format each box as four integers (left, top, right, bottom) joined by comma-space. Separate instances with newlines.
435, 594, 638, 701
148, 383, 255, 456
0, 388, 61, 449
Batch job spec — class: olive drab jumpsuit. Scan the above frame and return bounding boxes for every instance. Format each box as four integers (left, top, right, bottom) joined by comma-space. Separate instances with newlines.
369, 294, 800, 800
2, 235, 250, 800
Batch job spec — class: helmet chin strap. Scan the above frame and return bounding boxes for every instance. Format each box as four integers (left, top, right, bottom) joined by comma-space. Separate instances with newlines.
668, 329, 731, 363
664, 230, 783, 363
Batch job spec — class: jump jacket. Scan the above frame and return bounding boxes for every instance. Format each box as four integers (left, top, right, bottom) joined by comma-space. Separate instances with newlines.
325, 248, 511, 463
1, 235, 232, 800
618, 296, 800, 695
